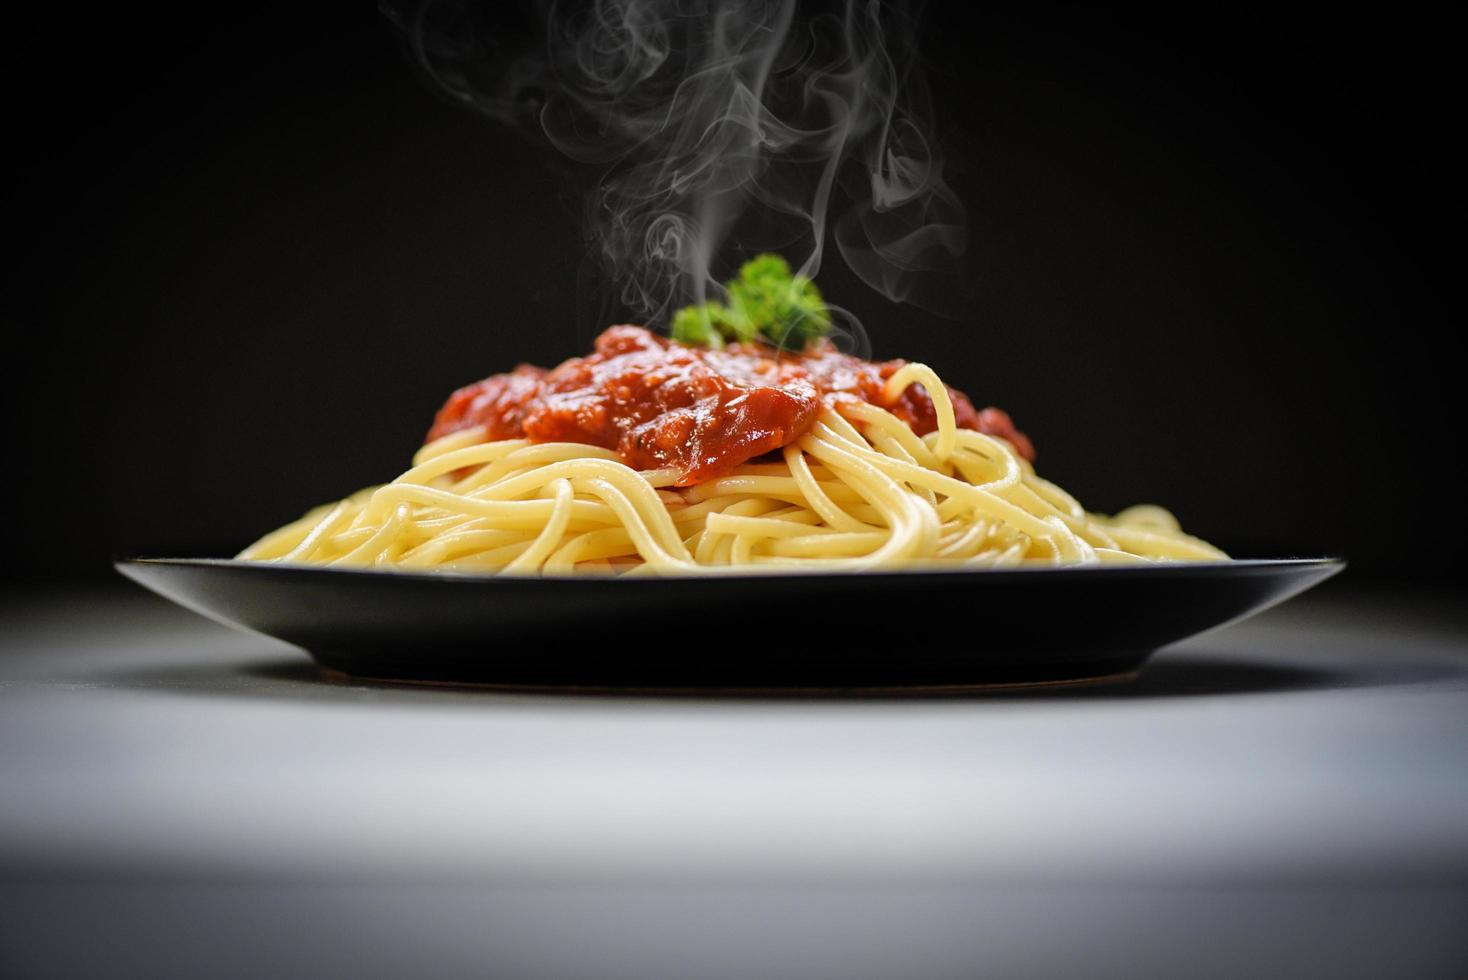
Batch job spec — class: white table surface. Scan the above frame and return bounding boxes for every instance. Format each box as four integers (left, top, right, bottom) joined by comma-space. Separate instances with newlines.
2, 581, 1466, 979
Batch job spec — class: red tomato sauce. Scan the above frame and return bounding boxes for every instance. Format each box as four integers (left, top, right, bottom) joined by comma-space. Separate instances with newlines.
427, 326, 1034, 486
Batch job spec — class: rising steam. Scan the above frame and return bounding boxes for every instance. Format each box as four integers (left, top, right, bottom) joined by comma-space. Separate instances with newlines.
386, 0, 967, 347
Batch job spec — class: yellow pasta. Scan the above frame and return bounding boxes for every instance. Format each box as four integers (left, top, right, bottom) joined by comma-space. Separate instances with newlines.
239, 363, 1225, 574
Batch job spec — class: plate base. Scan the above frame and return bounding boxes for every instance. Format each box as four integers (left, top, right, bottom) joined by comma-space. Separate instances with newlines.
312, 652, 1150, 694
115, 556, 1345, 691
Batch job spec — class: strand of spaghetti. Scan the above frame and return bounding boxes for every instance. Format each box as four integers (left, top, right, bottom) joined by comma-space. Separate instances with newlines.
1094, 547, 1153, 563
398, 527, 536, 567
1023, 473, 1087, 521
275, 500, 354, 563
455, 456, 646, 503
1007, 478, 1084, 526
742, 462, 826, 477
255, 482, 387, 561
574, 476, 697, 571
987, 540, 1029, 567
668, 495, 749, 526
1100, 524, 1227, 560
695, 497, 791, 565
239, 508, 336, 560
938, 519, 996, 559
784, 443, 872, 533
730, 528, 756, 565
1004, 482, 1088, 534
831, 454, 944, 563
398, 439, 537, 486
995, 472, 1120, 553
808, 418, 1057, 541
433, 537, 554, 569
816, 410, 1056, 539
1046, 515, 1094, 563
707, 526, 737, 565
883, 363, 957, 461
692, 513, 723, 565
692, 528, 721, 565
505, 478, 575, 572
543, 527, 637, 571
704, 511, 829, 539
464, 458, 679, 502
366, 457, 675, 528
410, 426, 496, 465
1111, 504, 1184, 531
839, 400, 945, 473
682, 474, 855, 507
761, 530, 893, 559
363, 485, 615, 529
816, 406, 869, 445
933, 450, 1021, 520
1065, 515, 1122, 551
575, 469, 693, 558
451, 443, 626, 495
332, 503, 408, 566
324, 525, 376, 550
797, 426, 940, 565
861, 425, 940, 508
946, 431, 1024, 491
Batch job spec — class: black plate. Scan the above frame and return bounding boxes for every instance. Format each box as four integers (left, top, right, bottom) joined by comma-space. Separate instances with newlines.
115, 557, 1343, 691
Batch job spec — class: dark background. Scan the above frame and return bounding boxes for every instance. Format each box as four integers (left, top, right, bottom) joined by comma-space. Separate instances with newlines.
4, 3, 1458, 581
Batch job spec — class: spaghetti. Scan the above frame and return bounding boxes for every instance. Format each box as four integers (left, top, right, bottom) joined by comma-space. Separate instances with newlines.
240, 351, 1225, 574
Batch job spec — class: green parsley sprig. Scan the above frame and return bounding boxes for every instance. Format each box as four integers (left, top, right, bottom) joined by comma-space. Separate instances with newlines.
671, 254, 832, 351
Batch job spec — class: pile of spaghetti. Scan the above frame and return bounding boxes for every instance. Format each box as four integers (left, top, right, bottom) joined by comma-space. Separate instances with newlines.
241, 285, 1224, 574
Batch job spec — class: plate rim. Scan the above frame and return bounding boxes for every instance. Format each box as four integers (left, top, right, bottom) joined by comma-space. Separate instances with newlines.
115, 554, 1347, 586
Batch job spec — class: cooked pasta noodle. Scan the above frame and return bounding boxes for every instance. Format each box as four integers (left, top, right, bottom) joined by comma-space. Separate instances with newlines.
239, 362, 1225, 573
